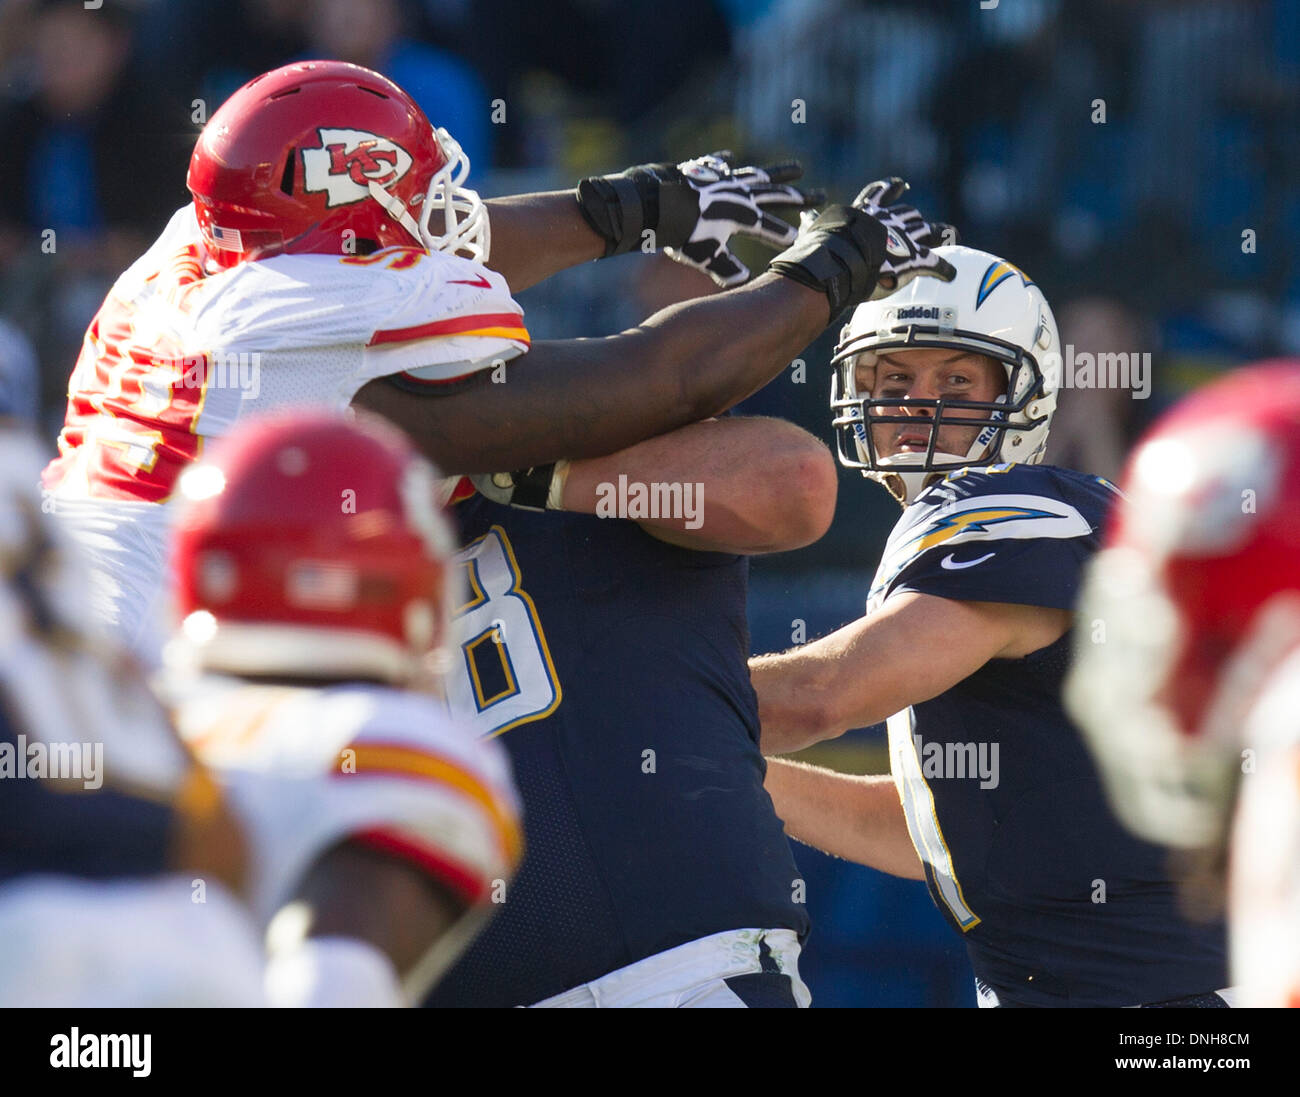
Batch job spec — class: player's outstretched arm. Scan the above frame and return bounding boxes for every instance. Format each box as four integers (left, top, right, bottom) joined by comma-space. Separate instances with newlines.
764, 758, 924, 879
482, 153, 817, 293
484, 415, 837, 554
355, 272, 829, 474
481, 191, 605, 292
752, 592, 1069, 754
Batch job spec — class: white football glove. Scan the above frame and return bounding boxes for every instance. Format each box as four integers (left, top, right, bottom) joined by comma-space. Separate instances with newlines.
852, 177, 958, 301
663, 151, 824, 287
576, 151, 823, 289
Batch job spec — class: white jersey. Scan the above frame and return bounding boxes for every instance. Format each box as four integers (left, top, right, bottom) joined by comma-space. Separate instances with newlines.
167, 674, 521, 929
1230, 648, 1300, 1008
42, 206, 529, 656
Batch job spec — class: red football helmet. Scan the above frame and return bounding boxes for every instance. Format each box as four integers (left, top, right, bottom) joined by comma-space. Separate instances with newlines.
169, 410, 458, 687
186, 60, 488, 270
1067, 360, 1300, 849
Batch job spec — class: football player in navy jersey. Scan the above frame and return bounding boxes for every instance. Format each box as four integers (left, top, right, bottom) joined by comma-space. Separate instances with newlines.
422, 183, 959, 1008
753, 245, 1231, 1007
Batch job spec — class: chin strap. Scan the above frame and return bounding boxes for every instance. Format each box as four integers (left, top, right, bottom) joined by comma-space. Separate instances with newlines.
368, 180, 425, 247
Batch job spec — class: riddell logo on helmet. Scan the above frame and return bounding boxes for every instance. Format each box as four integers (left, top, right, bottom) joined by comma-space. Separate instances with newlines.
881, 305, 956, 328
302, 128, 413, 208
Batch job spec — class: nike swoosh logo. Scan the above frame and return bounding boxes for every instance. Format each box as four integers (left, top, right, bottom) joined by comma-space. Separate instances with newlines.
448, 275, 491, 288
940, 551, 995, 570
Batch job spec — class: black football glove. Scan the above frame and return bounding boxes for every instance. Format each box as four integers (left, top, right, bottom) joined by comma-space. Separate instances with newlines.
576, 151, 823, 287
769, 177, 956, 320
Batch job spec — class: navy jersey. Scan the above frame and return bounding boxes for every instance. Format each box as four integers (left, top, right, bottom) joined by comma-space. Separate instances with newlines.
872, 463, 1227, 1007
426, 497, 808, 1007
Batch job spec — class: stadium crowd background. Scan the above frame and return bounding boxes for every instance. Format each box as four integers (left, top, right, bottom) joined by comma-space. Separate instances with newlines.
0, 0, 1295, 1006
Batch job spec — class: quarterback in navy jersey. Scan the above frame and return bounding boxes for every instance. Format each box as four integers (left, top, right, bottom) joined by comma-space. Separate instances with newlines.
754, 245, 1229, 1007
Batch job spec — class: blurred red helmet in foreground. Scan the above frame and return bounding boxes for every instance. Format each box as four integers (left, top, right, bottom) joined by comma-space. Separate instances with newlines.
1067, 360, 1300, 849
170, 409, 456, 687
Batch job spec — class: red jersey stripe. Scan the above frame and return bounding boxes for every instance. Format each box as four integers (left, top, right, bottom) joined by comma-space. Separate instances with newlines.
369, 312, 528, 346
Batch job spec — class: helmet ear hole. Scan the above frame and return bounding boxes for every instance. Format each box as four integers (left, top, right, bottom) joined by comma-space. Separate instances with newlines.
279, 150, 296, 196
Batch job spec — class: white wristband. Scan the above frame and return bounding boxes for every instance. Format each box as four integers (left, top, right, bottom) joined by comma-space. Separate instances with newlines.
548, 459, 571, 510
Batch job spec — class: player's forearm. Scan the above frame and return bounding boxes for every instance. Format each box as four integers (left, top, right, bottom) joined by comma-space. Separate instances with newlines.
355, 273, 828, 474
483, 191, 604, 292
751, 642, 863, 754
650, 271, 830, 420
558, 416, 837, 554
764, 758, 924, 880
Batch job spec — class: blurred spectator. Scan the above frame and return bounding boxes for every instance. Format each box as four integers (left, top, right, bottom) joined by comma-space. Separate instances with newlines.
303, 0, 491, 171
0, 0, 190, 429
0, 1, 188, 250
736, 0, 955, 199
930, 1, 1139, 283
135, 0, 309, 108
463, 0, 730, 169
1043, 297, 1153, 483
0, 318, 39, 429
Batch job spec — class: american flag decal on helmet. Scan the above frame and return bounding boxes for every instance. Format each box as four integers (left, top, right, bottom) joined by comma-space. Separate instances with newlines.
209, 224, 243, 251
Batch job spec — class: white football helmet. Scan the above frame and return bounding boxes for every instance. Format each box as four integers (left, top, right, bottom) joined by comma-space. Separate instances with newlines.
830, 245, 1060, 504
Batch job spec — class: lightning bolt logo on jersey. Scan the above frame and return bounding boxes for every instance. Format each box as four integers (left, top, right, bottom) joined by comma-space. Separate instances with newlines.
867, 462, 1227, 1006
867, 466, 1094, 613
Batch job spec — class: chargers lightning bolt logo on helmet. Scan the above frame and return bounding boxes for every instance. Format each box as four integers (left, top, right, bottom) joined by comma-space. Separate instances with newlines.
975, 261, 1036, 308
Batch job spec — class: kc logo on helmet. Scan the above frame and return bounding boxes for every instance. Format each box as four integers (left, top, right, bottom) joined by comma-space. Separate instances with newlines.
302, 128, 413, 208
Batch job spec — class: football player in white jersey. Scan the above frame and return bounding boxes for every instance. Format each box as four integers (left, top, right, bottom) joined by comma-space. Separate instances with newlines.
1067, 360, 1300, 1008
39, 59, 953, 660
0, 416, 265, 1006
748, 241, 1230, 1006
160, 409, 521, 1007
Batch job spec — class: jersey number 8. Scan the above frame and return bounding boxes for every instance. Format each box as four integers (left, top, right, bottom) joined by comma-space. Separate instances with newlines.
445, 526, 562, 738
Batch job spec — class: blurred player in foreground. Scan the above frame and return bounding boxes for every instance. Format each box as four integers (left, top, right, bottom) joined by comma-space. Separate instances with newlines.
0, 412, 264, 1005
162, 410, 520, 1006
753, 239, 1229, 1006
37, 58, 877, 660
1067, 360, 1300, 1008
422, 181, 956, 1007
